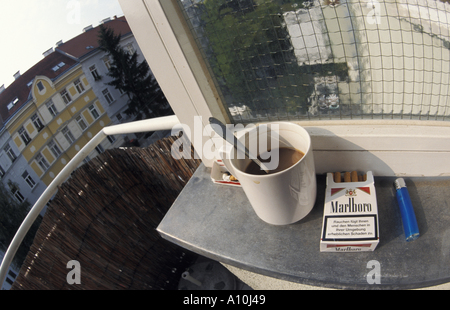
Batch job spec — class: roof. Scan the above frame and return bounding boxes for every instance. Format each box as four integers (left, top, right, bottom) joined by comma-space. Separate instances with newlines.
56, 16, 132, 60
0, 52, 78, 126
0, 15, 131, 128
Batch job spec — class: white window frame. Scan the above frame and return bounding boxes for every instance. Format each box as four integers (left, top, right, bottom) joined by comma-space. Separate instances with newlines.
18, 126, 32, 145
102, 88, 115, 105
46, 100, 58, 117
48, 140, 62, 158
89, 104, 100, 120
103, 56, 112, 71
74, 78, 85, 94
22, 171, 36, 189
118, 0, 450, 176
11, 187, 25, 203
89, 65, 101, 81
62, 126, 76, 145
60, 88, 72, 105
4, 144, 17, 163
31, 113, 45, 132
36, 153, 50, 172
75, 115, 88, 131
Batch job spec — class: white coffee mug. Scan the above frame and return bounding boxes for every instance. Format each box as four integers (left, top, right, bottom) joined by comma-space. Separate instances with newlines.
219, 122, 316, 225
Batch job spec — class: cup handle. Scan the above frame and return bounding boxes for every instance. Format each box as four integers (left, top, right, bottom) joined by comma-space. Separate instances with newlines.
218, 145, 237, 177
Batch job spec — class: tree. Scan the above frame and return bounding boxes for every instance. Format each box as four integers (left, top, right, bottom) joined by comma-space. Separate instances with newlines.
200, 0, 313, 114
0, 181, 42, 269
98, 25, 173, 120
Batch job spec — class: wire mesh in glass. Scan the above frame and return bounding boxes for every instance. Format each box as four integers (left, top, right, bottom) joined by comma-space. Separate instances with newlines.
178, 0, 450, 122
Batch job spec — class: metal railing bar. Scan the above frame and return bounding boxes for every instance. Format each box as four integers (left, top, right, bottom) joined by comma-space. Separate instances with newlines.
0, 115, 181, 287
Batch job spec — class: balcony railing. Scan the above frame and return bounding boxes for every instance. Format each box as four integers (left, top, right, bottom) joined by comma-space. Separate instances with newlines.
0, 115, 181, 287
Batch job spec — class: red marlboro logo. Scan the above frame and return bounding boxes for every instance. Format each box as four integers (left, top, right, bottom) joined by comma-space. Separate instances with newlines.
331, 188, 345, 196
357, 187, 370, 195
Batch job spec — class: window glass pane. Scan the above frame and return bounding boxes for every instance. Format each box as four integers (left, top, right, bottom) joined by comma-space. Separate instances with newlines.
177, 0, 450, 122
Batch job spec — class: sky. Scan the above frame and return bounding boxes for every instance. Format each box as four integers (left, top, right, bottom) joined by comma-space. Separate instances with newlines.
0, 0, 124, 89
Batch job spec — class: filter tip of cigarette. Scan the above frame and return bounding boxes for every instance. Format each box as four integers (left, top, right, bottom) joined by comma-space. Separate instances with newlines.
332, 171, 367, 183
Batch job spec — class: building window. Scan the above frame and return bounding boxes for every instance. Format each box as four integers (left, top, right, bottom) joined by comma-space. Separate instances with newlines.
103, 56, 112, 70
76, 115, 88, 131
0, 165, 5, 179
89, 65, 101, 81
7, 98, 19, 111
11, 188, 25, 203
125, 43, 135, 55
83, 155, 91, 164
74, 78, 85, 94
116, 113, 123, 122
31, 113, 45, 132
36, 154, 50, 171
52, 62, 65, 72
102, 88, 115, 105
62, 126, 76, 144
46, 100, 58, 117
60, 89, 72, 105
48, 140, 62, 158
4, 145, 17, 163
37, 81, 45, 91
89, 105, 100, 119
22, 171, 36, 189
107, 135, 116, 144
18, 126, 32, 145
95, 145, 105, 154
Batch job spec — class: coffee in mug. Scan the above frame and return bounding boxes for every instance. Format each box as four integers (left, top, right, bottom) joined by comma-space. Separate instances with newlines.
244, 147, 305, 175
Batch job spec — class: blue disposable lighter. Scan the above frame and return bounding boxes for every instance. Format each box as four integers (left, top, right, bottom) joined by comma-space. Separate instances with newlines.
394, 178, 420, 242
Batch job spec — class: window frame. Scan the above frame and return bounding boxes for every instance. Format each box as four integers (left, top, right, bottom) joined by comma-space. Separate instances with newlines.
75, 114, 88, 131
48, 140, 62, 158
18, 126, 32, 145
4, 144, 17, 163
11, 187, 25, 203
102, 88, 115, 105
60, 88, 72, 105
31, 113, 45, 132
62, 126, 76, 145
117, 0, 450, 176
89, 104, 100, 120
37, 81, 45, 92
74, 78, 85, 94
46, 100, 58, 118
22, 170, 36, 189
89, 65, 101, 81
36, 153, 50, 172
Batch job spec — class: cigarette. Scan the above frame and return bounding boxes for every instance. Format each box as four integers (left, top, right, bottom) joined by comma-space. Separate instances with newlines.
351, 171, 358, 182
334, 172, 341, 183
344, 172, 351, 182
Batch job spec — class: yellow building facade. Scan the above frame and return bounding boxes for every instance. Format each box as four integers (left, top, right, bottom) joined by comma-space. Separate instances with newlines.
7, 65, 112, 187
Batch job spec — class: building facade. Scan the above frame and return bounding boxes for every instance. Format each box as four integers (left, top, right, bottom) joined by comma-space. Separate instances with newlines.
56, 16, 146, 130
0, 16, 144, 290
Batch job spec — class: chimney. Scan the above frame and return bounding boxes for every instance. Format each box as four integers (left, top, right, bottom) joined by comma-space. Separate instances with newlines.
0, 84, 5, 94
43, 47, 54, 57
56, 40, 64, 47
83, 25, 93, 32
13, 71, 21, 80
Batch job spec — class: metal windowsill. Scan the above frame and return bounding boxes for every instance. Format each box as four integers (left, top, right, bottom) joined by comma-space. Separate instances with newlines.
157, 163, 450, 290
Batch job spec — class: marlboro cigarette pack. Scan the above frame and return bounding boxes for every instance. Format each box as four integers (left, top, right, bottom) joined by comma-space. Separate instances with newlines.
320, 171, 379, 252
